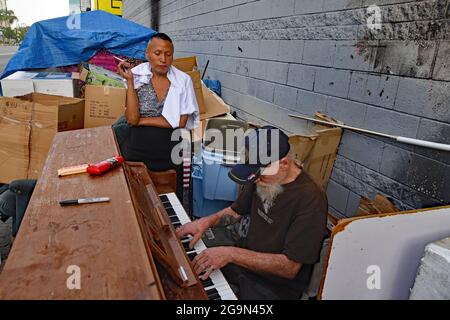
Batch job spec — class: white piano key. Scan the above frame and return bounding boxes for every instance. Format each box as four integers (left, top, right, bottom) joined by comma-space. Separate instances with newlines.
216, 287, 237, 300
160, 193, 237, 300
205, 282, 237, 300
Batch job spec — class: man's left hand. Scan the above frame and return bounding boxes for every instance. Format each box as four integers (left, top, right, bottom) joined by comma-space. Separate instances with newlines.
192, 246, 234, 280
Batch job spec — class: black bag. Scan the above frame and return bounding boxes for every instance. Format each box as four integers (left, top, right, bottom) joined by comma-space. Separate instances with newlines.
0, 180, 37, 236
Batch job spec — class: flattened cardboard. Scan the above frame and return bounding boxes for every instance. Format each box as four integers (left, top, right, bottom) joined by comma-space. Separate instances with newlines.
289, 126, 342, 191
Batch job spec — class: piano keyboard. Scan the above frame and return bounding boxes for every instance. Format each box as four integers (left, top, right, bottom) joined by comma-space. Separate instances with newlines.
159, 193, 238, 300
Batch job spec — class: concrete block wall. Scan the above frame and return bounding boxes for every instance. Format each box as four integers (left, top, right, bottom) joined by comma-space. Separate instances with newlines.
123, 0, 450, 218
122, 0, 152, 27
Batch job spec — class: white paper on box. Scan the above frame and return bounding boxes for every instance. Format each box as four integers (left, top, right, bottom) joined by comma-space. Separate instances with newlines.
1, 71, 76, 97
33, 73, 75, 97
1, 71, 36, 97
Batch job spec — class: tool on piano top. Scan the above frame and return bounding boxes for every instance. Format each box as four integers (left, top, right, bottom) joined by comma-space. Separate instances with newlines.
87, 156, 124, 175
57, 164, 88, 177
57, 156, 124, 177
59, 197, 110, 206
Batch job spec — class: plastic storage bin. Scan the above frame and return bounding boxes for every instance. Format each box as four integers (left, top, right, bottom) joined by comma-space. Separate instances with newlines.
203, 118, 249, 157
201, 118, 247, 202
201, 149, 239, 201
192, 167, 232, 218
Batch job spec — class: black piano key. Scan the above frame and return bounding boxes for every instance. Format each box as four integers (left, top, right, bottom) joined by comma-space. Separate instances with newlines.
201, 278, 214, 288
208, 293, 221, 300
173, 222, 182, 228
206, 287, 218, 294
182, 241, 191, 251
165, 208, 176, 216
187, 252, 197, 261
206, 289, 221, 300
159, 195, 169, 202
169, 216, 180, 223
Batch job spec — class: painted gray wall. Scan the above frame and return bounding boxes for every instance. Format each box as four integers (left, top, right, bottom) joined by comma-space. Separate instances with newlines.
123, 0, 450, 218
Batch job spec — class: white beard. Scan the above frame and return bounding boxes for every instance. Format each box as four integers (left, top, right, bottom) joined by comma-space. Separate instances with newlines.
256, 182, 284, 213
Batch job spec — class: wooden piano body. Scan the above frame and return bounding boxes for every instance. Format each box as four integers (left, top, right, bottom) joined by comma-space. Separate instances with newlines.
0, 126, 206, 299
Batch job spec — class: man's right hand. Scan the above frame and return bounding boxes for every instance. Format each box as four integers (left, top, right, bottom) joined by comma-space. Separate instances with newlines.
176, 218, 210, 250
117, 61, 133, 82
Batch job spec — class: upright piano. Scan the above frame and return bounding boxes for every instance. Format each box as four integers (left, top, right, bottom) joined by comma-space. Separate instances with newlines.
0, 126, 236, 300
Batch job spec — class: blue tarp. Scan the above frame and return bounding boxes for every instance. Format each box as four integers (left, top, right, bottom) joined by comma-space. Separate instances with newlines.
1, 10, 156, 79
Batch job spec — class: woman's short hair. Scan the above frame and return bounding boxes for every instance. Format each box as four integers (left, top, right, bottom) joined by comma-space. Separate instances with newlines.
150, 32, 173, 44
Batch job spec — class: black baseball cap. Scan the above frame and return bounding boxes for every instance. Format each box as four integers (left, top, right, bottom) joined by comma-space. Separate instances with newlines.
228, 126, 290, 185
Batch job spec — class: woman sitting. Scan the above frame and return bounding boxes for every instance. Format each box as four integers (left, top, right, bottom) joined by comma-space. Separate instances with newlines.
113, 33, 199, 198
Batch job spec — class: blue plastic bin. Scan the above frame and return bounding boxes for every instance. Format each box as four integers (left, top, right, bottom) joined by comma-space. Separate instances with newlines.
203, 79, 221, 97
201, 149, 239, 201
192, 168, 232, 218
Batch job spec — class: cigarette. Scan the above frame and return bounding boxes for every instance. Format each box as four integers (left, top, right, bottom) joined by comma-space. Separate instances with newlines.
113, 56, 126, 62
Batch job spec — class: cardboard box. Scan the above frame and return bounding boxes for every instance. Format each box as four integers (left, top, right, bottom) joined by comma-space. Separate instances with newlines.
80, 64, 125, 88
84, 85, 126, 128
192, 84, 233, 158
172, 56, 200, 73
199, 83, 229, 120
1, 71, 78, 97
193, 83, 231, 143
172, 56, 206, 114
0, 93, 84, 183
289, 113, 342, 190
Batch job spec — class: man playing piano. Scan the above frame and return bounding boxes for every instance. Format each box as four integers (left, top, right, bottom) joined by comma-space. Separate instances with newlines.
177, 126, 328, 300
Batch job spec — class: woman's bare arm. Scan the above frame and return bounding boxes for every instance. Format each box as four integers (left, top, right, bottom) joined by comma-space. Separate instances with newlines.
138, 114, 189, 128
117, 61, 140, 126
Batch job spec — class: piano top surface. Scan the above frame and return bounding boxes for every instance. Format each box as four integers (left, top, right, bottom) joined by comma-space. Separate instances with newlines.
0, 126, 161, 299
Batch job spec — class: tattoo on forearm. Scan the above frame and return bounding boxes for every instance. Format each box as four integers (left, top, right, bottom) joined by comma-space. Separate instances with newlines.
216, 214, 240, 227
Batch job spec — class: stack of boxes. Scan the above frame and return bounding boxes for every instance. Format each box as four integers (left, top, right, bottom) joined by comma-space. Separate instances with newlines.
0, 55, 231, 186
80, 64, 127, 128
0, 93, 84, 183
